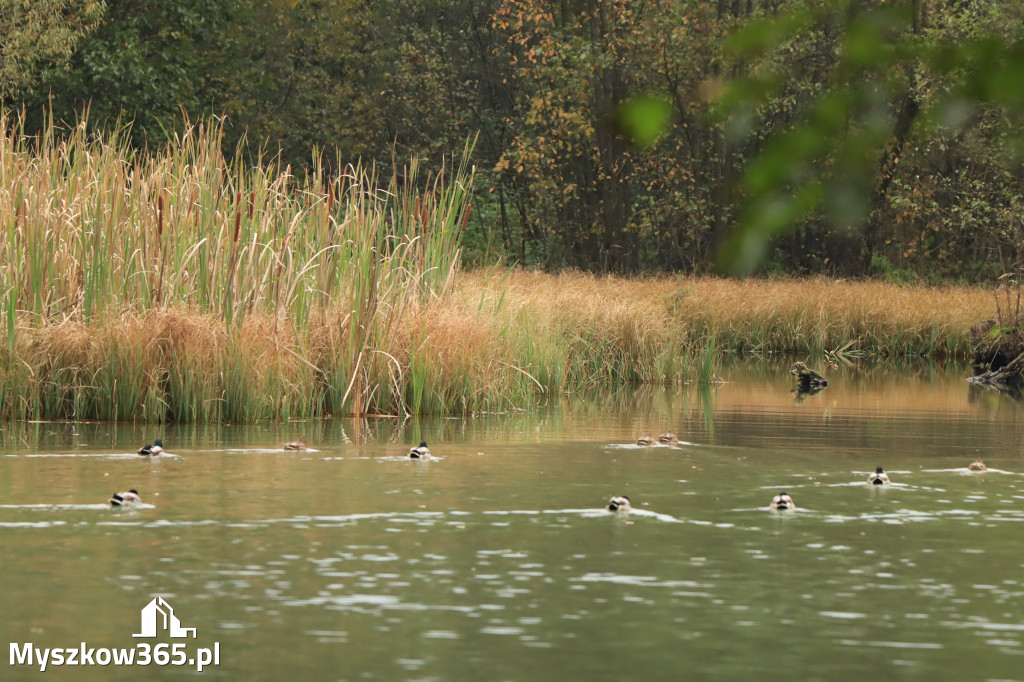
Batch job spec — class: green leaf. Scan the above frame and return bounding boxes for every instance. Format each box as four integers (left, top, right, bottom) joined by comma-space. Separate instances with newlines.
617, 95, 672, 148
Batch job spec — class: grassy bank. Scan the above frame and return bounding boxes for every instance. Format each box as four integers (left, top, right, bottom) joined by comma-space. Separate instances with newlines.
484, 271, 992, 358
0, 270, 994, 422
0, 111, 996, 422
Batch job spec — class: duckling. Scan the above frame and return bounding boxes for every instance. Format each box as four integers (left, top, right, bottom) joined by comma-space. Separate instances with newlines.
868, 466, 890, 485
138, 439, 163, 456
284, 436, 308, 451
968, 459, 987, 472
770, 491, 796, 511
636, 435, 656, 446
409, 441, 431, 459
607, 495, 631, 512
658, 432, 678, 443
109, 489, 141, 507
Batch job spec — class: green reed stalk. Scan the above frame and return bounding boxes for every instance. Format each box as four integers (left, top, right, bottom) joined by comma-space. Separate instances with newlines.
695, 332, 720, 384
0, 107, 775, 422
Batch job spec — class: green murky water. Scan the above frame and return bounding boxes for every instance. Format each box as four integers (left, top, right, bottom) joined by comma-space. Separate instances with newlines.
3, 362, 1024, 681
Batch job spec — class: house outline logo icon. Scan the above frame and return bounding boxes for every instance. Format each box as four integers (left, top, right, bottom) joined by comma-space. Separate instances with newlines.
133, 597, 197, 639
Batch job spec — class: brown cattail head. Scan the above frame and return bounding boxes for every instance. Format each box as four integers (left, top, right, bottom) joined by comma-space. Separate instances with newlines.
462, 203, 472, 231
419, 196, 432, 233
157, 195, 164, 237
233, 191, 243, 242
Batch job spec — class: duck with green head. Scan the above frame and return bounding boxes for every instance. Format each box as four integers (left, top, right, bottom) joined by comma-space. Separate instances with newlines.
770, 492, 796, 511
868, 467, 890, 485
110, 489, 141, 507
138, 439, 163, 456
409, 441, 431, 459
607, 496, 631, 512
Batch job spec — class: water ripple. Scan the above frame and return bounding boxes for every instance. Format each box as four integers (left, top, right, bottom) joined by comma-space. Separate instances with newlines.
571, 573, 712, 589
839, 639, 943, 650
5, 452, 183, 460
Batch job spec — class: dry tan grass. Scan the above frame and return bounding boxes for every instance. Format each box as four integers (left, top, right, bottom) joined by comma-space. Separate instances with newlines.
459, 270, 994, 355
0, 270, 997, 421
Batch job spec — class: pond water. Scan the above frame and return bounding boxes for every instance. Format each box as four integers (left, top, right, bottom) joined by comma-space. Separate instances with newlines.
2, 361, 1024, 681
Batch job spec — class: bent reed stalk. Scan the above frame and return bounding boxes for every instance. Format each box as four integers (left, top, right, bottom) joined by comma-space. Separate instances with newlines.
0, 110, 995, 423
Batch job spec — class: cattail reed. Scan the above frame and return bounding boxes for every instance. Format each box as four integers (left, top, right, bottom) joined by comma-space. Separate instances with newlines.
0, 110, 994, 424
0, 109, 485, 421
232, 191, 242, 242
157, 194, 164, 237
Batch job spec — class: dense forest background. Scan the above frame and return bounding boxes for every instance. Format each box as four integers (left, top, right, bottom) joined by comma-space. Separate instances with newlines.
2, 0, 1023, 279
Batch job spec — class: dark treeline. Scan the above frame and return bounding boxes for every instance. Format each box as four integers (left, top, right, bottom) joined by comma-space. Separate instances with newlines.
3, 0, 1023, 279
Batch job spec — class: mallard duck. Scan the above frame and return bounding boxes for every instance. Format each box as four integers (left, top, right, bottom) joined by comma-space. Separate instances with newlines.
607, 495, 631, 512
968, 459, 987, 472
790, 361, 829, 390
284, 436, 308, 451
636, 435, 656, 446
138, 439, 163, 456
770, 491, 796, 511
868, 466, 890, 485
110, 489, 141, 507
409, 441, 431, 459
658, 432, 678, 443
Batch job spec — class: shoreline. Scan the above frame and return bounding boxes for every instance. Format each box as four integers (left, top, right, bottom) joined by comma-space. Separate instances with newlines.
1, 271, 995, 423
